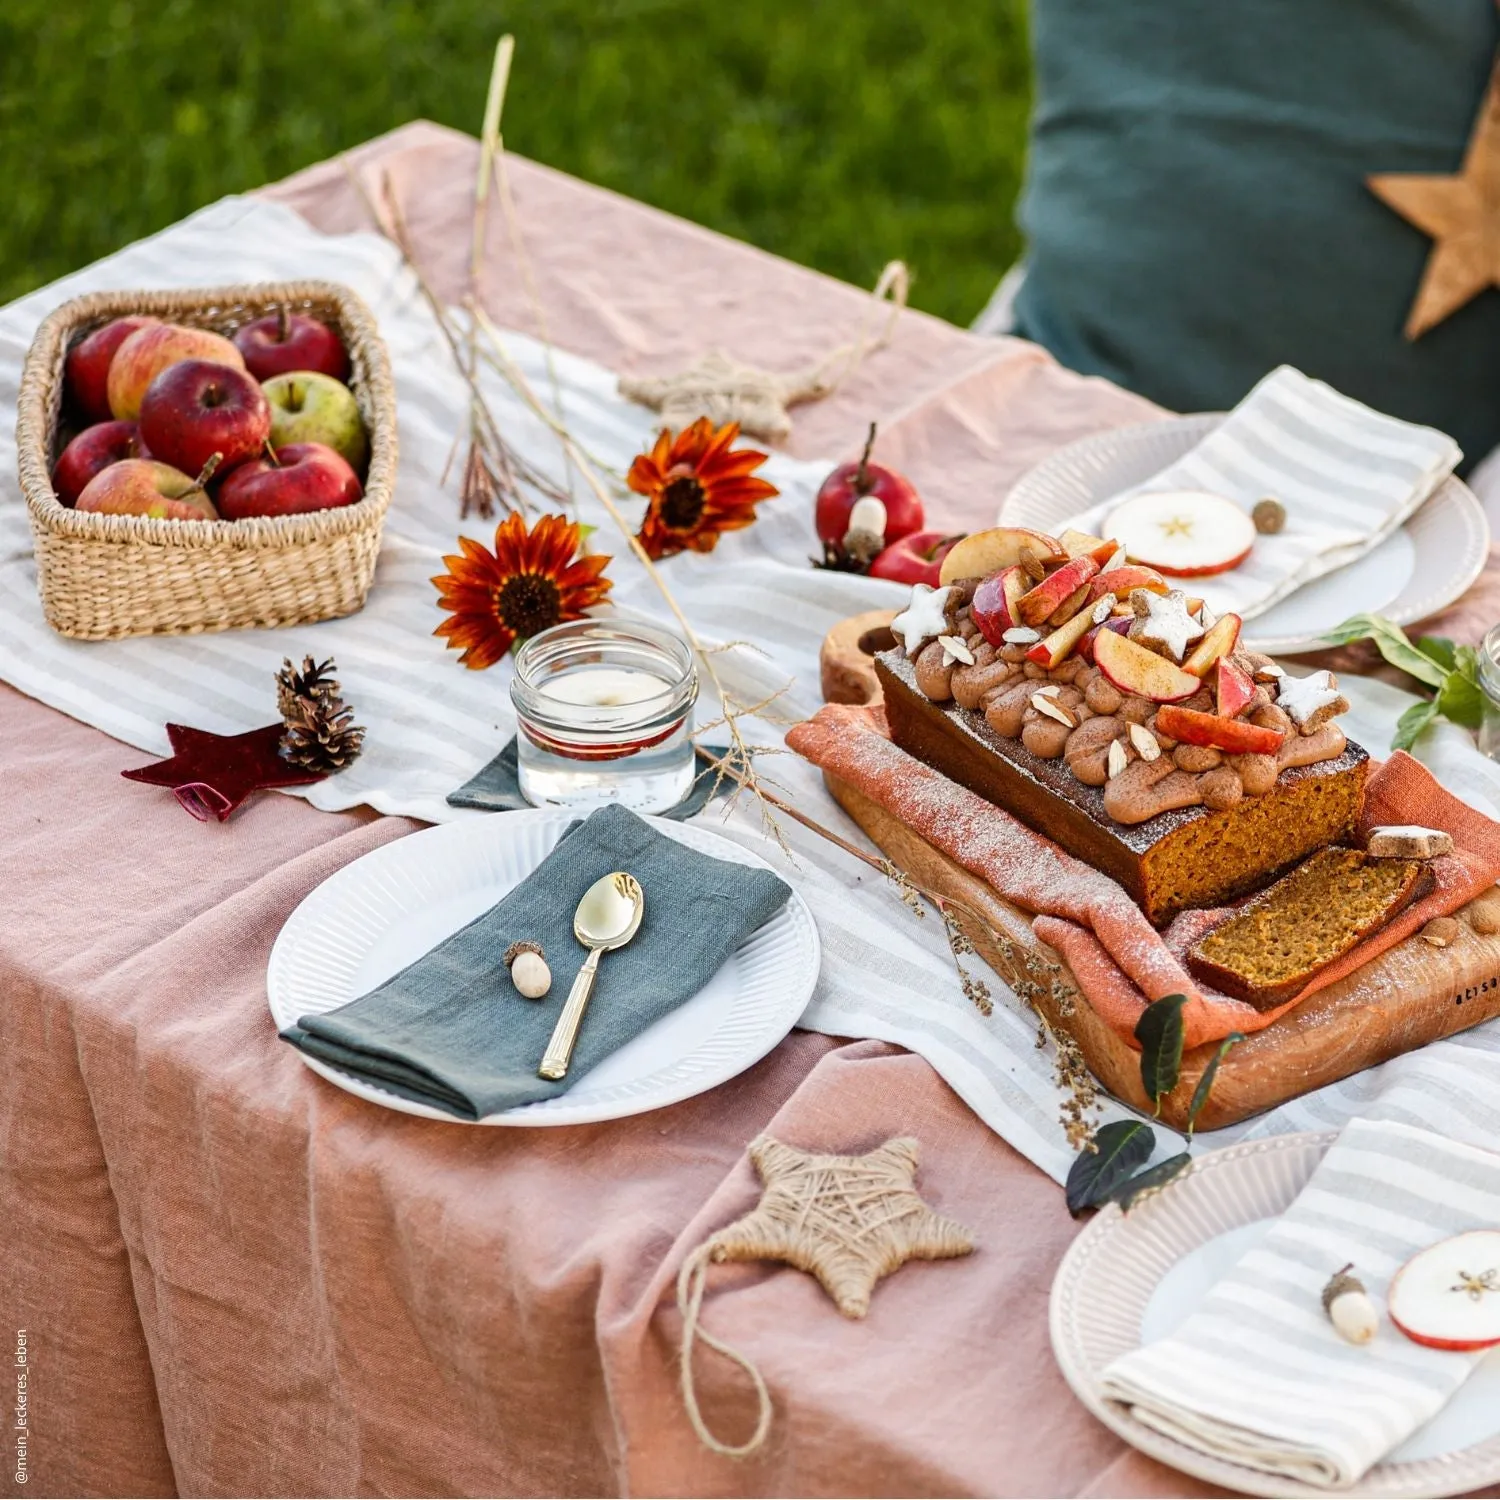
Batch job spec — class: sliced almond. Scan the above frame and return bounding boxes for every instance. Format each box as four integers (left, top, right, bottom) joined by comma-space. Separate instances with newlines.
1106, 738, 1129, 779
1031, 693, 1076, 727
1019, 546, 1047, 583
937, 633, 975, 666
1002, 626, 1041, 644
1128, 722, 1162, 762
1033, 683, 1063, 699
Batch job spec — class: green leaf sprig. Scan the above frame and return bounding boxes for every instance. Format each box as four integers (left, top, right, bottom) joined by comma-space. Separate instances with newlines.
1063, 996, 1242, 1216
1325, 613, 1484, 752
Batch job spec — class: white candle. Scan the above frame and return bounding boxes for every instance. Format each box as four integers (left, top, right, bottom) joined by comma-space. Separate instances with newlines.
538, 666, 673, 710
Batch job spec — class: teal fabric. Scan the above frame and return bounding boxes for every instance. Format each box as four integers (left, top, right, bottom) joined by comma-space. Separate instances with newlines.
1013, 1, 1500, 470
280, 804, 791, 1120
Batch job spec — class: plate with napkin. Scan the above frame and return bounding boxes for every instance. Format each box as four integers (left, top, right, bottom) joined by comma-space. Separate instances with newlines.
1050, 1123, 1500, 1496
1003, 368, 1487, 655
269, 804, 819, 1125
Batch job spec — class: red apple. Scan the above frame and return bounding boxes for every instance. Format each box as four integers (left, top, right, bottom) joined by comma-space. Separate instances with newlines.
1026, 607, 1096, 668
232, 308, 350, 382
939, 526, 1066, 587
971, 566, 1029, 646
107, 322, 245, 420
1078, 616, 1132, 664
216, 442, 363, 520
815, 423, 924, 552
75, 459, 217, 520
1182, 613, 1243, 678
1215, 658, 1256, 719
65, 315, 160, 423
1093, 629, 1201, 704
867, 529, 961, 588
1015, 554, 1101, 627
52, 419, 146, 506
1154, 703, 1284, 755
139, 360, 272, 478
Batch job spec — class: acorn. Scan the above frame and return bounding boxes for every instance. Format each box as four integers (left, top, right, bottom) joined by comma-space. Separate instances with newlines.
503, 940, 552, 999
841, 495, 889, 568
1252, 497, 1286, 535
1322, 1263, 1378, 1345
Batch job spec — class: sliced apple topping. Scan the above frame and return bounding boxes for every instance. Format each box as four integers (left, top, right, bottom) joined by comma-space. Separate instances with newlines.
1153, 703, 1284, 755
1215, 657, 1255, 719
1087, 565, 1168, 603
970, 565, 1029, 646
1026, 606, 1096, 668
938, 526, 1066, 587
1182, 612, 1243, 678
1092, 629, 1201, 703
1016, 554, 1101, 627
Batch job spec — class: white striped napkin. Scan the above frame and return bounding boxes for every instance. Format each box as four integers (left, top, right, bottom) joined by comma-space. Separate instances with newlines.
1100, 1119, 1500, 1488
1067, 366, 1461, 622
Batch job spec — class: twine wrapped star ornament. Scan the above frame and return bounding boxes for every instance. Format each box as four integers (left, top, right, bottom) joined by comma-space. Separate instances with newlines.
619, 262, 909, 445
1368, 55, 1500, 339
675, 1135, 974, 1457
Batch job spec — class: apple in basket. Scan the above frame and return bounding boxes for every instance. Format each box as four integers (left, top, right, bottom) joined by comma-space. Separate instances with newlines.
139, 360, 272, 477
65, 315, 160, 422
74, 458, 218, 520
232, 308, 350, 383
107, 323, 245, 420
216, 442, 363, 520
261, 371, 368, 471
52, 419, 148, 506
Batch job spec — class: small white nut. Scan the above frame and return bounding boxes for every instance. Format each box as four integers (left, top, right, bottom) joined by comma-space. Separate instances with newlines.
848, 495, 888, 541
505, 943, 552, 999
1002, 626, 1041, 645
937, 633, 975, 667
1328, 1291, 1378, 1346
1107, 739, 1129, 780
1031, 693, 1076, 727
1128, 722, 1162, 762
1034, 683, 1063, 698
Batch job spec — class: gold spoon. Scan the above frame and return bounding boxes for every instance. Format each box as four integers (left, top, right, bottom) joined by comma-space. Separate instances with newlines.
537, 870, 644, 1081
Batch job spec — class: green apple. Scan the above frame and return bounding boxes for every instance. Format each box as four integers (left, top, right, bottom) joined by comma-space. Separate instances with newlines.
261, 371, 367, 471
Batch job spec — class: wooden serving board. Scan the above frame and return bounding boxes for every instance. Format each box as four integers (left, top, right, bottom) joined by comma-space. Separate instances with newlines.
819, 611, 1500, 1130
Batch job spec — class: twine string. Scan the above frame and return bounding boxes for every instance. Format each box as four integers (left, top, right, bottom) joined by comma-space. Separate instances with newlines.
800, 258, 911, 400
676, 1242, 774, 1459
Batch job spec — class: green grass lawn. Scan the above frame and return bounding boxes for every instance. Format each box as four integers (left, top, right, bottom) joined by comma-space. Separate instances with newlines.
0, 1, 1030, 326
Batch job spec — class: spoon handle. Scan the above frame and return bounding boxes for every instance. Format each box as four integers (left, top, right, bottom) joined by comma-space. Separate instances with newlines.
538, 947, 603, 1081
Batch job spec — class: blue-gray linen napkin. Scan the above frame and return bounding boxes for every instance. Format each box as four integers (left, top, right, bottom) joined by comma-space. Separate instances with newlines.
279, 804, 792, 1119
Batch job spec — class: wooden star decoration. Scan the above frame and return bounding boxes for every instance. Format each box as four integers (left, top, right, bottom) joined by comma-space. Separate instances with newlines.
703, 1135, 975, 1318
121, 722, 323, 823
1369, 55, 1500, 338
619, 349, 826, 446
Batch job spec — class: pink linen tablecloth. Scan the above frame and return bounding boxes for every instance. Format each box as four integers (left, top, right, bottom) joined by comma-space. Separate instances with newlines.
4, 120, 1496, 1498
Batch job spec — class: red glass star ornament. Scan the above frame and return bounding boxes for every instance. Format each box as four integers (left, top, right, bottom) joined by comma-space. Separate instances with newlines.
121, 722, 324, 822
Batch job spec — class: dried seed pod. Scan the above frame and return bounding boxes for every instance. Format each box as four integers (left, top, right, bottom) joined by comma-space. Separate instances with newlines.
1252, 497, 1286, 535
1322, 1264, 1378, 1345
1421, 916, 1461, 948
504, 940, 552, 999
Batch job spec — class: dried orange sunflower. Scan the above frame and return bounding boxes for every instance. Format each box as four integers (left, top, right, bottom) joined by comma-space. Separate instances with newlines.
432, 512, 613, 670
627, 417, 778, 560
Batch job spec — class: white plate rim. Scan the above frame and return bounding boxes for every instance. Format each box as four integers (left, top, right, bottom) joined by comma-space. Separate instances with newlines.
267, 809, 820, 1127
1001, 414, 1489, 655
1049, 1129, 1500, 1498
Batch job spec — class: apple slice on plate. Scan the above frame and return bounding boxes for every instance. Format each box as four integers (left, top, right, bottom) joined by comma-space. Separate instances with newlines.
1093, 628, 1201, 704
1389, 1231, 1500, 1351
939, 526, 1065, 586
1103, 490, 1257, 578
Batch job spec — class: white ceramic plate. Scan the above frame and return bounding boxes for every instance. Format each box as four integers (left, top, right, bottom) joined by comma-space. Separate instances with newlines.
267, 810, 820, 1125
1002, 415, 1489, 655
1050, 1131, 1500, 1498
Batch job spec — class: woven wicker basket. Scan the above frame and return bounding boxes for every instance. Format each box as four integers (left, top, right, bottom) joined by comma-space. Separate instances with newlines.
15, 280, 398, 639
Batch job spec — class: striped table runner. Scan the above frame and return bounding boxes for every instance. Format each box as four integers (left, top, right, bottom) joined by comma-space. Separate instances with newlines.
1101, 1119, 1499, 1488
1067, 365, 1461, 621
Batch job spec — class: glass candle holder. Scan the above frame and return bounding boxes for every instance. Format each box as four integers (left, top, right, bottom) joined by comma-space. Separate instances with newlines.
1478, 624, 1500, 761
510, 619, 699, 813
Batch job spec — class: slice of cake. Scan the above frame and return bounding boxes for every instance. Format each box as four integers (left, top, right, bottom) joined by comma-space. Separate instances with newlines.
1187, 848, 1433, 1009
876, 523, 1370, 925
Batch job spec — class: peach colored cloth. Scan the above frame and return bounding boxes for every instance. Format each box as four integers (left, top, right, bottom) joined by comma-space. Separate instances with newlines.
789, 704, 1500, 1051
5, 120, 1493, 1499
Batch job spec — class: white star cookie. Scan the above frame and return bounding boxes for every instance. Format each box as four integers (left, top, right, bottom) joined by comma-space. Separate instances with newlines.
890, 584, 954, 658
1130, 589, 1205, 663
1276, 669, 1347, 728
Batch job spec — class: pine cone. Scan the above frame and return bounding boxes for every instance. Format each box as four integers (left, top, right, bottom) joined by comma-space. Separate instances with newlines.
275, 655, 365, 775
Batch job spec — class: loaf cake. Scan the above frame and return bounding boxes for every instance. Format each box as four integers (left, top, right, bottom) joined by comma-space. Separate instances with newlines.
876, 523, 1369, 925
1187, 847, 1432, 1008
